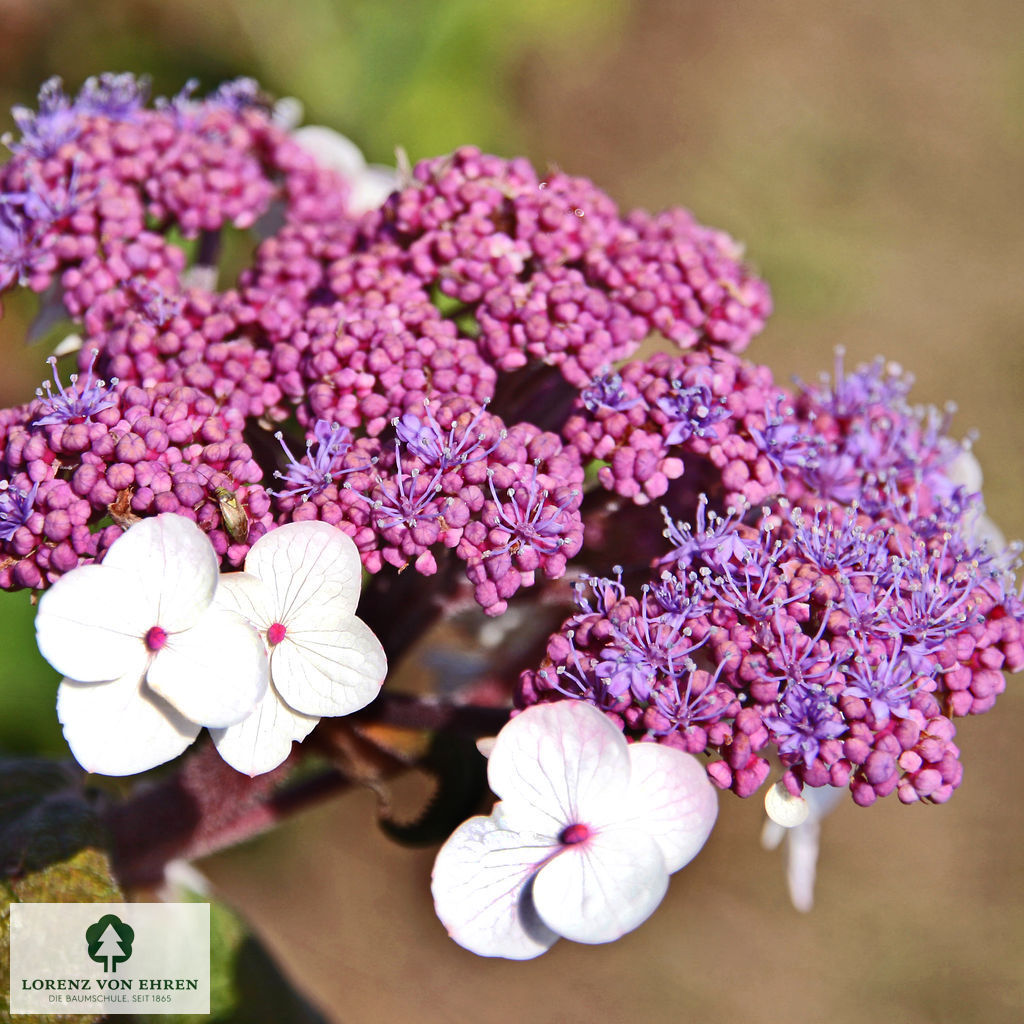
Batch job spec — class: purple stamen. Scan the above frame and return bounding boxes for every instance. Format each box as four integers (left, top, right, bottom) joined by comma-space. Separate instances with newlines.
32, 349, 118, 427
0, 480, 38, 541
483, 464, 578, 559
393, 399, 503, 471
269, 420, 360, 501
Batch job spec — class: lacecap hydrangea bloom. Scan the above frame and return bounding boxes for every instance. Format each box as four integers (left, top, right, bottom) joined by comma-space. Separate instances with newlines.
0, 74, 1021, 936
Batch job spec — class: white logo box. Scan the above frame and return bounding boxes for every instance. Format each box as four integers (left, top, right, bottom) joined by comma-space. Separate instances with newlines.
9, 902, 210, 1015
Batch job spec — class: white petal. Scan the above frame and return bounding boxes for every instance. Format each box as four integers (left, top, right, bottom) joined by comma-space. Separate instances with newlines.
946, 449, 983, 493
760, 818, 786, 851
213, 570, 276, 630
785, 818, 823, 913
969, 510, 1006, 554
52, 332, 84, 357
273, 96, 304, 130
270, 616, 386, 716
180, 265, 219, 292
210, 680, 318, 776
349, 165, 399, 214
778, 785, 843, 912
146, 608, 268, 727
245, 521, 364, 621
764, 780, 810, 829
57, 673, 199, 776
486, 702, 631, 837
431, 811, 560, 960
803, 783, 846, 821
532, 827, 668, 944
35, 564, 150, 682
621, 742, 719, 873
102, 514, 219, 631
292, 125, 368, 177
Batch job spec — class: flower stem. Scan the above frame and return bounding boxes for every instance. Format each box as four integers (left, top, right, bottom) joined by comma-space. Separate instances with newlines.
102, 692, 511, 889
102, 742, 324, 888
353, 691, 510, 735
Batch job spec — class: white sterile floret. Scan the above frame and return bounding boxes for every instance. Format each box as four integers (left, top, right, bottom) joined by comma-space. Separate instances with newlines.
35, 514, 268, 776
291, 125, 399, 214
210, 521, 388, 776
761, 783, 844, 912
946, 448, 983, 495
273, 97, 397, 215
431, 700, 718, 959
945, 448, 1008, 554
52, 332, 84, 357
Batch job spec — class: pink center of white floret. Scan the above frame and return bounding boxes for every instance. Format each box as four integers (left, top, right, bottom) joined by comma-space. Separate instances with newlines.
145, 625, 167, 651
559, 822, 592, 846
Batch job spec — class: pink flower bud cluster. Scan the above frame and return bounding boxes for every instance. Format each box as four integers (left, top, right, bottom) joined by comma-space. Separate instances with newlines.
0, 75, 359, 421
355, 146, 769, 385
273, 258, 496, 433
3, 74, 349, 287
81, 284, 286, 420
586, 207, 773, 351
0, 370, 271, 587
563, 349, 782, 508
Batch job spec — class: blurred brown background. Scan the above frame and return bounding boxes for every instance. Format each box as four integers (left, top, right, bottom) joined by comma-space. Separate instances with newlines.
1, 2, 1022, 1022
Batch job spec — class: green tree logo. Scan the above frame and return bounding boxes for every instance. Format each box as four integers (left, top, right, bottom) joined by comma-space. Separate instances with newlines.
85, 914, 135, 973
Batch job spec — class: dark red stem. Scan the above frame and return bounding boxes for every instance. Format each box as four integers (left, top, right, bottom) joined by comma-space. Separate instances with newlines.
102, 693, 510, 889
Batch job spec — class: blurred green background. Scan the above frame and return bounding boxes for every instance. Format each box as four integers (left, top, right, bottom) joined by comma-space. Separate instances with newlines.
0, 1, 1022, 1022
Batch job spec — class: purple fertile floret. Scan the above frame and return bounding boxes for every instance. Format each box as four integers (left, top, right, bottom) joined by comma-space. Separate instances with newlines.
33, 350, 119, 427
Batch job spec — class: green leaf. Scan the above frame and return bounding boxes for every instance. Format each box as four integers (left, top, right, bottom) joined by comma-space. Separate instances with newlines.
0, 758, 122, 1024
584, 458, 611, 489
0, 590, 64, 757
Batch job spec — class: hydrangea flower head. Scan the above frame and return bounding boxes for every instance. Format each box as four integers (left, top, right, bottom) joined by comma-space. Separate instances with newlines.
35, 514, 269, 775
211, 520, 388, 775
431, 700, 718, 959
0, 71, 1021, 926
